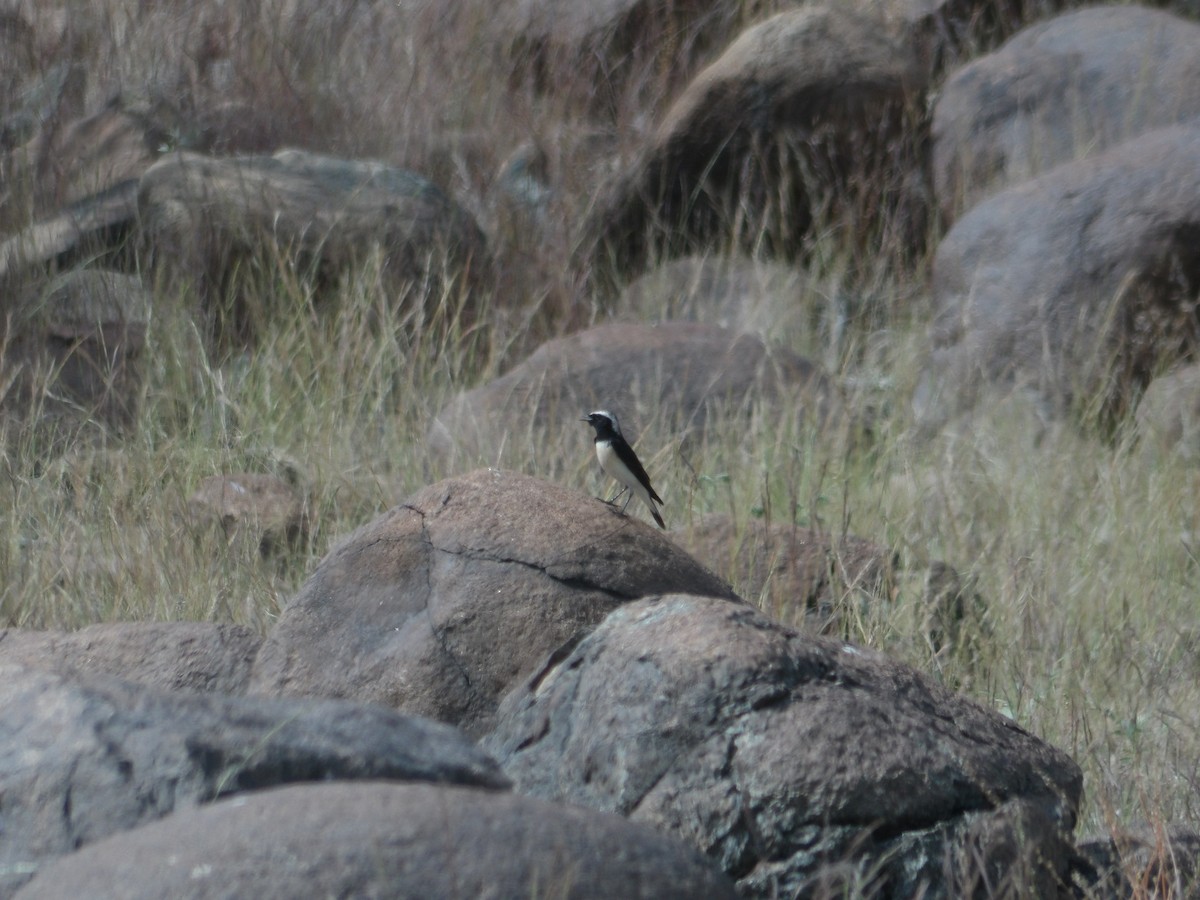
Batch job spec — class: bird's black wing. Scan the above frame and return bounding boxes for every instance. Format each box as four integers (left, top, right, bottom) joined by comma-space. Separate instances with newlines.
614, 437, 663, 504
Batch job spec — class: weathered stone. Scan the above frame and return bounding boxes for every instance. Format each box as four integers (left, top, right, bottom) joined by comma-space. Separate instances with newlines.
15, 782, 738, 900
0, 665, 507, 896
577, 5, 925, 291
915, 125, 1200, 431
429, 322, 838, 465
486, 594, 1081, 897
0, 621, 260, 694
250, 469, 739, 737
934, 6, 1200, 221
137, 149, 490, 345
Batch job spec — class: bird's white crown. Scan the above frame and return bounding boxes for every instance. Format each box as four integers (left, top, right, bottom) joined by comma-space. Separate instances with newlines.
588, 410, 620, 435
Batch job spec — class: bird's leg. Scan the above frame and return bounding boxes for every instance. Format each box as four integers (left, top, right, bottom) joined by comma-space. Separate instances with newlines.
606, 486, 629, 505
620, 493, 632, 513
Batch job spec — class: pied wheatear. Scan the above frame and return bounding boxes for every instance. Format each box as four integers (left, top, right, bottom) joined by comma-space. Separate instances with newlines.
582, 410, 665, 529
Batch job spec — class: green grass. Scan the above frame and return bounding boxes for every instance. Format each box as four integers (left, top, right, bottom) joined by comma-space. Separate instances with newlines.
3, 0, 1199, 893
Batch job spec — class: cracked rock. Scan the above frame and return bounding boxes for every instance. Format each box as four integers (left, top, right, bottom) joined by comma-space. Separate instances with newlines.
249, 468, 738, 737
0, 664, 508, 897
483, 594, 1082, 898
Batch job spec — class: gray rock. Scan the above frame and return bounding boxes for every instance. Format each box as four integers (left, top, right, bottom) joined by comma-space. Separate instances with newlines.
0, 665, 506, 896
14, 781, 738, 900
250, 469, 739, 737
428, 322, 838, 465
0, 621, 260, 694
485, 594, 1082, 897
916, 125, 1200, 431
137, 149, 490, 345
934, 6, 1200, 222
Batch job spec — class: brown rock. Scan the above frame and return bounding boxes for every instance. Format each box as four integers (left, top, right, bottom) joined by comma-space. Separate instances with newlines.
429, 321, 838, 465
15, 782, 738, 900
915, 125, 1200, 431
187, 473, 309, 556
934, 6, 1200, 222
0, 621, 260, 694
0, 665, 508, 896
486, 594, 1082, 897
250, 469, 738, 737
577, 5, 925, 291
675, 514, 896, 631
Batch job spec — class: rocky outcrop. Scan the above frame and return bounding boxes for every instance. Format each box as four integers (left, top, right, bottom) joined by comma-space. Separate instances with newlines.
916, 125, 1200, 431
486, 594, 1082, 897
933, 6, 1200, 221
577, 5, 925, 290
250, 469, 738, 737
0, 665, 507, 896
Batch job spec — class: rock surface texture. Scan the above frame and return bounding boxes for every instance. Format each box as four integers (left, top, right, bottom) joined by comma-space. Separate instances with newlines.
0, 621, 260, 694
917, 125, 1200, 430
486, 594, 1082, 897
250, 469, 739, 736
0, 665, 507, 896
933, 6, 1200, 221
14, 782, 739, 900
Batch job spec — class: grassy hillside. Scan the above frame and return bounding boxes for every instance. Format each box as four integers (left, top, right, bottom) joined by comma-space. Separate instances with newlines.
2, 0, 1198, 861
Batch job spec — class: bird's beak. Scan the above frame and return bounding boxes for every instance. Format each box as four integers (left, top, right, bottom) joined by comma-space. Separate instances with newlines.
580, 416, 590, 422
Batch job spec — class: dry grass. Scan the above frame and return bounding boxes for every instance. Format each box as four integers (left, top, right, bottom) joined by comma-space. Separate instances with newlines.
2, 0, 1199, 895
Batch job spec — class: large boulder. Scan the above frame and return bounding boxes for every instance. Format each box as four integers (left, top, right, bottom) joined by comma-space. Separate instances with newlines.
250, 469, 738, 737
485, 594, 1082, 897
915, 125, 1200, 431
0, 621, 260, 694
934, 6, 1200, 222
0, 665, 507, 896
15, 782, 738, 900
577, 4, 925, 291
428, 321, 838, 465
137, 149, 490, 345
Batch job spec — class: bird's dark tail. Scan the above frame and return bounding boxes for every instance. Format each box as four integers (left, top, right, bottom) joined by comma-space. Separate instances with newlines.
651, 507, 665, 529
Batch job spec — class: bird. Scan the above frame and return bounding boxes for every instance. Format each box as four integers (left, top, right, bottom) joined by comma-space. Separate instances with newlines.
581, 410, 665, 529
